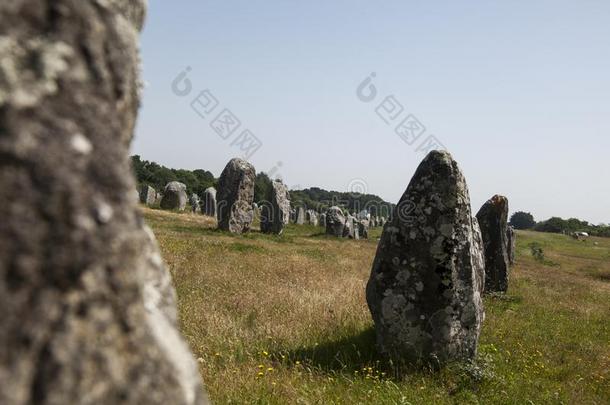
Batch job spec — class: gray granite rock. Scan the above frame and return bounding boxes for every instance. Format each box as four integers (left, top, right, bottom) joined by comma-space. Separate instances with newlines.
160, 181, 187, 211
203, 187, 217, 218
325, 206, 346, 237
190, 193, 201, 213
217, 158, 256, 233
358, 219, 370, 239
139, 185, 157, 206
306, 209, 319, 226
343, 215, 359, 239
476, 195, 510, 292
319, 213, 327, 228
366, 150, 485, 366
0, 1, 208, 403
260, 180, 291, 235
343, 214, 355, 238
296, 207, 305, 225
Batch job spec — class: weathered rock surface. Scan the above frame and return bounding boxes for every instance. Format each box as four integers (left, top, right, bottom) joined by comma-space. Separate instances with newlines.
507, 226, 516, 265
0, 1, 208, 404
319, 213, 327, 228
366, 150, 485, 365
203, 187, 217, 218
358, 219, 370, 239
296, 207, 305, 225
217, 158, 255, 233
306, 209, 319, 226
476, 195, 510, 292
343, 214, 357, 239
139, 185, 157, 206
261, 180, 291, 235
190, 193, 201, 213
325, 206, 346, 236
160, 181, 187, 211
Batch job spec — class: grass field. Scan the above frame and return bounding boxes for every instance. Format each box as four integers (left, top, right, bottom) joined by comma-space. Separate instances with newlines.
142, 207, 609, 404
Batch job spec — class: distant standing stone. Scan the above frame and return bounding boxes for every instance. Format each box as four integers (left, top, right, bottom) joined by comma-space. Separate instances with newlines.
139, 185, 156, 206
160, 181, 187, 211
261, 180, 291, 235
366, 150, 485, 365
476, 195, 510, 292
203, 187, 217, 218
217, 158, 256, 234
358, 219, 370, 239
296, 207, 305, 225
343, 214, 357, 239
190, 193, 201, 213
306, 209, 319, 226
352, 216, 360, 240
252, 202, 259, 221
319, 213, 327, 228
325, 206, 346, 237
507, 226, 516, 265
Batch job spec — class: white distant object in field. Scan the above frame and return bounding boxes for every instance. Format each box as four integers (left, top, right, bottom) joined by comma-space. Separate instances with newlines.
572, 231, 589, 240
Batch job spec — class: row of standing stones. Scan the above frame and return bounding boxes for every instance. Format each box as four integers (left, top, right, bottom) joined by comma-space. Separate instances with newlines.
143, 152, 515, 368
1, 2, 515, 403
141, 157, 387, 238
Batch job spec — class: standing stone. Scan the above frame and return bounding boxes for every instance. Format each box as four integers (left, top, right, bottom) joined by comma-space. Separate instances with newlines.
343, 214, 356, 238
352, 217, 360, 240
0, 2, 208, 404
507, 226, 516, 265
190, 193, 201, 213
358, 219, 370, 239
325, 206, 346, 237
370, 217, 377, 228
306, 210, 319, 226
319, 213, 327, 228
252, 202, 259, 221
379, 217, 385, 227
261, 180, 291, 235
203, 187, 217, 218
217, 158, 255, 234
139, 185, 157, 206
366, 150, 485, 366
160, 181, 187, 211
295, 207, 305, 225
476, 195, 510, 292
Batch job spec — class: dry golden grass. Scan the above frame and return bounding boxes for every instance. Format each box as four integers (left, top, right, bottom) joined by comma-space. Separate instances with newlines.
142, 207, 610, 404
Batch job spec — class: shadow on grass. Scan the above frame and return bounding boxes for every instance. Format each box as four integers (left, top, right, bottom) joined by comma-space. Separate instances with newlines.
280, 328, 387, 373
277, 328, 477, 384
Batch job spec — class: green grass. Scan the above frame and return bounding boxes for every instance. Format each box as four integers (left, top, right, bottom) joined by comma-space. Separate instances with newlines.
143, 208, 610, 404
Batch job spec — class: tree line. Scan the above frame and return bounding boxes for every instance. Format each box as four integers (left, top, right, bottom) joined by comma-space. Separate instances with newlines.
510, 211, 610, 237
131, 156, 393, 215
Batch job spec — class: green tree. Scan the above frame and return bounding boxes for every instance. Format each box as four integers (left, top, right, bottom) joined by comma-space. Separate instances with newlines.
509, 211, 536, 229
254, 172, 273, 203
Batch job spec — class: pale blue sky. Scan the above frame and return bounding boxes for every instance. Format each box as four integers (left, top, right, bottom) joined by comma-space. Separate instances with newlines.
133, 0, 610, 224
